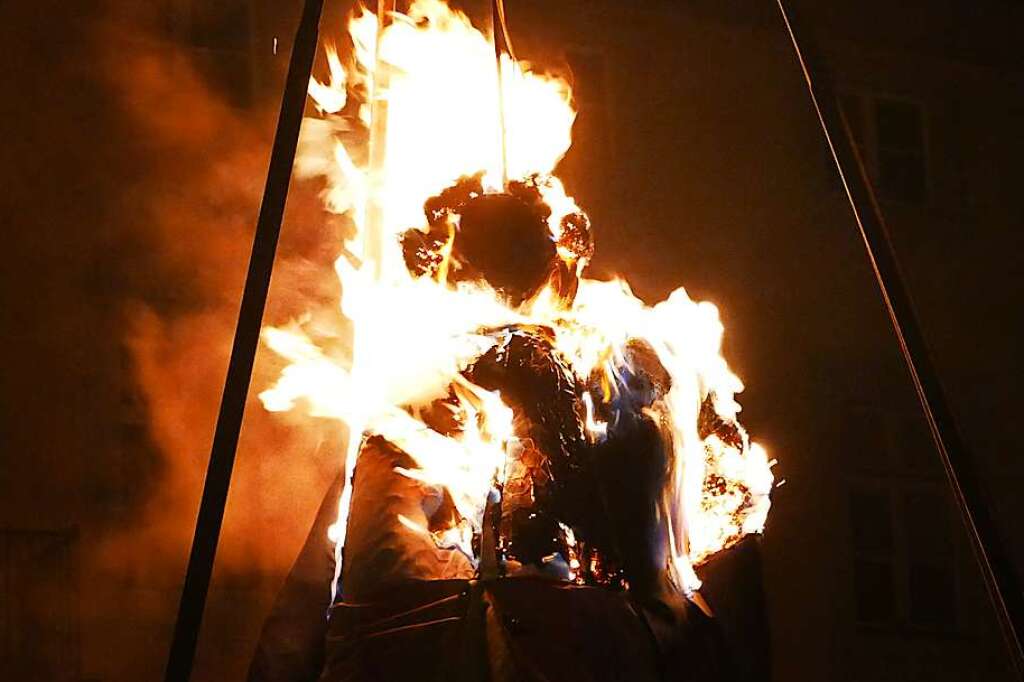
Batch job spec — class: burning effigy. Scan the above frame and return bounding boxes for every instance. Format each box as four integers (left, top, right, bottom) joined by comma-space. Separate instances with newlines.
251, 2, 775, 680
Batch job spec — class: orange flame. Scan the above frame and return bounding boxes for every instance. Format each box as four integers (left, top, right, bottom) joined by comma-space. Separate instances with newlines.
260, 0, 773, 593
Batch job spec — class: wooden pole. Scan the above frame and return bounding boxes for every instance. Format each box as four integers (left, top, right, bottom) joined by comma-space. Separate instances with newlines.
163, 1, 324, 679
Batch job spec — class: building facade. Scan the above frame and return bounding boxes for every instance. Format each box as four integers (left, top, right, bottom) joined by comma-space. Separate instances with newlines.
2, 0, 1021, 680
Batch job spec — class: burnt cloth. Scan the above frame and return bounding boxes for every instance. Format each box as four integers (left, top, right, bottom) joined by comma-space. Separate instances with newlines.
248, 327, 770, 681
317, 577, 730, 682
247, 472, 769, 682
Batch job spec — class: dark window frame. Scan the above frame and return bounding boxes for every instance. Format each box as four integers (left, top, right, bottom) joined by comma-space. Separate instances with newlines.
843, 397, 963, 635
828, 90, 931, 207
847, 476, 962, 635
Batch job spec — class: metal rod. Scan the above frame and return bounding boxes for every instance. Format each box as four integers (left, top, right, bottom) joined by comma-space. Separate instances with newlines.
491, 0, 511, 188
162, 1, 324, 679
364, 0, 395, 278
772, 1, 1024, 677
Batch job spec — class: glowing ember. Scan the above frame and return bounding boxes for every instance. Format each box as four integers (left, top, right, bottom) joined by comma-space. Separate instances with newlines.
259, 0, 774, 594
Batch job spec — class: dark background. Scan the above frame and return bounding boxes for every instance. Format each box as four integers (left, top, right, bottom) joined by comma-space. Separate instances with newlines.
1, 0, 1022, 680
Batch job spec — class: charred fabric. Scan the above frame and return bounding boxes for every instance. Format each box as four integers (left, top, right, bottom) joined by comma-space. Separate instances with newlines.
249, 177, 770, 682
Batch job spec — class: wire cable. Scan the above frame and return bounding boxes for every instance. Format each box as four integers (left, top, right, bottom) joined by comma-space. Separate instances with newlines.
491, 0, 516, 188
772, 0, 1024, 677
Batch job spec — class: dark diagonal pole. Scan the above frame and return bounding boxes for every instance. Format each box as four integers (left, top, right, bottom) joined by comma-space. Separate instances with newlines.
163, 1, 324, 680
773, 1, 1024, 678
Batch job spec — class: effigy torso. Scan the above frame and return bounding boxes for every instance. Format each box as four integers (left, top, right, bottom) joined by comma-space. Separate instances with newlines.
320, 323, 738, 682
251, 171, 773, 682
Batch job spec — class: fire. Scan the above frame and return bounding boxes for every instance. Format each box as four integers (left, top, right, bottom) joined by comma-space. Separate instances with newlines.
260, 0, 774, 594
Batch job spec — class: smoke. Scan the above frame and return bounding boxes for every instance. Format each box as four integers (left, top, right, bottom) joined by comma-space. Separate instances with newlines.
0, 2, 358, 678
84, 3, 347, 582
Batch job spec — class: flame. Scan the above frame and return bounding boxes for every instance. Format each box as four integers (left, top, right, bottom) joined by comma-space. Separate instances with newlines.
260, 0, 774, 594
384, 377, 514, 533
308, 44, 347, 114
581, 391, 608, 443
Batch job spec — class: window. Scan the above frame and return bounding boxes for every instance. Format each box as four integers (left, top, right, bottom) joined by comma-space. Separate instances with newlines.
159, 0, 253, 51
904, 490, 956, 629
843, 400, 937, 475
186, 3, 253, 52
875, 98, 927, 204
830, 93, 928, 205
158, 0, 258, 109
854, 558, 896, 623
848, 484, 959, 632
850, 488, 896, 624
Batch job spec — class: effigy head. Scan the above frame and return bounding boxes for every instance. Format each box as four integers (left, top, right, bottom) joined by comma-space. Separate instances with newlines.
401, 174, 592, 307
